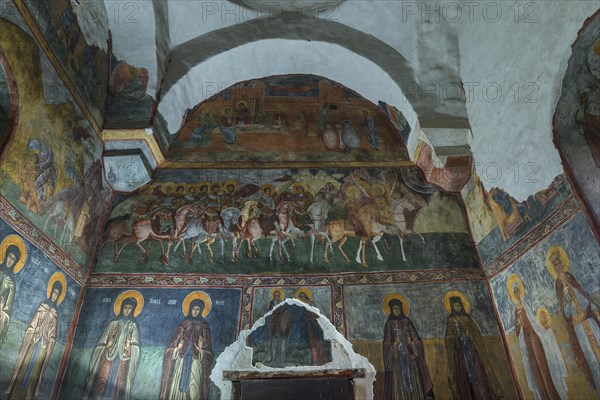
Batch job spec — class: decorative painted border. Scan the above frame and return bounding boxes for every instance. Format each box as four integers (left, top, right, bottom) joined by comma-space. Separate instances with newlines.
484, 195, 581, 277
0, 194, 86, 284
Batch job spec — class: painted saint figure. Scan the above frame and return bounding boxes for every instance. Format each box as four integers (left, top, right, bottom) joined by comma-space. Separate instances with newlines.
0, 235, 27, 346
546, 245, 600, 391
443, 291, 502, 400
83, 290, 143, 400
269, 288, 284, 310
159, 291, 213, 400
508, 274, 562, 400
382, 294, 434, 400
5, 272, 65, 400
536, 307, 569, 400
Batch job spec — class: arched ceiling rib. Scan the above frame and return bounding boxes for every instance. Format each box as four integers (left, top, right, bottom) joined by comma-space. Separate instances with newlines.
157, 39, 419, 135
158, 16, 469, 122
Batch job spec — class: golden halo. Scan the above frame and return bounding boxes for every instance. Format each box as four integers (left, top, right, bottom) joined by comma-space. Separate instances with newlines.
236, 100, 247, 109
507, 274, 525, 305
163, 183, 176, 194
545, 245, 569, 280
382, 293, 410, 316
295, 287, 313, 302
209, 182, 222, 192
222, 106, 232, 114
360, 108, 371, 117
1, 234, 27, 274
224, 180, 238, 192
536, 306, 552, 329
113, 290, 144, 317
182, 291, 212, 318
270, 287, 285, 301
443, 290, 471, 314
47, 272, 67, 305
198, 182, 210, 191
261, 184, 274, 194
138, 184, 152, 196
293, 181, 308, 193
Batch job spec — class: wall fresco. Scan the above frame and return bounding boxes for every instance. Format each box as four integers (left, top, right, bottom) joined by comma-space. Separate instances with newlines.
169, 75, 410, 164
60, 287, 241, 400
0, 59, 14, 154
461, 171, 572, 266
554, 15, 600, 224
0, 19, 111, 270
489, 212, 600, 399
251, 285, 333, 324
19, 0, 109, 126
343, 280, 517, 400
0, 216, 81, 399
95, 167, 478, 274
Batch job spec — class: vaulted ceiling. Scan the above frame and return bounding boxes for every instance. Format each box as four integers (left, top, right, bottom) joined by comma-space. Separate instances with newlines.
73, 0, 600, 199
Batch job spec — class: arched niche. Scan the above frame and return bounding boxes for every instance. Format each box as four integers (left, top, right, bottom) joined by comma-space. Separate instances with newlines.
553, 10, 600, 236
212, 298, 375, 400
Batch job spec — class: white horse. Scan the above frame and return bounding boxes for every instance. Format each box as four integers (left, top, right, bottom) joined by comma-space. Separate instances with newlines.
306, 200, 333, 263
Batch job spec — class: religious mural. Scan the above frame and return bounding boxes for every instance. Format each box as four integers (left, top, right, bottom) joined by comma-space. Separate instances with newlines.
247, 302, 333, 368
104, 56, 154, 129
60, 287, 241, 400
554, 16, 600, 224
169, 75, 410, 164
18, 0, 109, 126
462, 171, 572, 266
95, 167, 478, 274
251, 285, 333, 323
0, 217, 81, 399
489, 212, 600, 399
343, 281, 517, 400
0, 19, 111, 269
0, 58, 14, 155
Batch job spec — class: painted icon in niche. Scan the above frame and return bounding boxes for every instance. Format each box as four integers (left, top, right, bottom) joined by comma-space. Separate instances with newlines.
545, 245, 600, 391
159, 291, 213, 400
507, 274, 563, 400
443, 290, 503, 399
247, 303, 332, 368
4, 271, 65, 400
83, 290, 144, 400
0, 234, 27, 346
269, 287, 285, 310
382, 293, 434, 400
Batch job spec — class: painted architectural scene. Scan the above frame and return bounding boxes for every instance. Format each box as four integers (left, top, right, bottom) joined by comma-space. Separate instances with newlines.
343, 280, 518, 400
462, 171, 572, 266
489, 212, 600, 400
95, 167, 478, 274
0, 217, 81, 400
19, 0, 109, 126
251, 285, 333, 324
60, 287, 242, 400
0, 18, 111, 269
169, 75, 410, 164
